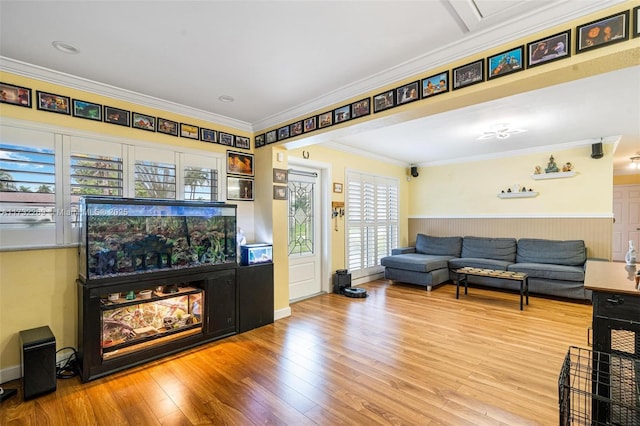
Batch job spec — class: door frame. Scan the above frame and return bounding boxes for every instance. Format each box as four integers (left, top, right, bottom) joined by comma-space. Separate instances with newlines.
288, 156, 332, 294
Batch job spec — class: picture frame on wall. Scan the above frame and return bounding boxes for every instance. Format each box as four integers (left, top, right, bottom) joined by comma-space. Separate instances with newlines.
634, 6, 640, 38
0, 82, 31, 108
318, 111, 333, 128
157, 118, 178, 136
235, 136, 250, 149
273, 185, 287, 200
452, 59, 485, 90
373, 89, 394, 113
132, 112, 156, 132
227, 176, 254, 201
303, 116, 317, 133
180, 123, 199, 139
104, 106, 130, 126
290, 121, 303, 137
421, 71, 449, 98
255, 134, 265, 148
227, 150, 254, 177
72, 99, 102, 121
487, 46, 524, 80
576, 10, 629, 53
273, 168, 288, 184
219, 132, 235, 146
266, 130, 277, 144
396, 81, 419, 105
37, 91, 70, 115
200, 128, 217, 143
351, 98, 370, 118
334, 105, 350, 124
277, 125, 290, 140
527, 30, 571, 68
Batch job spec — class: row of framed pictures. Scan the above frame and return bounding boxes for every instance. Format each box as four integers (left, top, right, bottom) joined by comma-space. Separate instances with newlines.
256, 7, 638, 148
0, 85, 252, 150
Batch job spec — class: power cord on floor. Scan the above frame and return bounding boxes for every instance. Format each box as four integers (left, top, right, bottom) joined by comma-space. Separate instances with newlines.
56, 347, 79, 379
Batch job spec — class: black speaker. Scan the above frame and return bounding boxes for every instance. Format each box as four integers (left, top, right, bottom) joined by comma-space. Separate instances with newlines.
410, 166, 419, 177
591, 142, 603, 159
19, 326, 57, 400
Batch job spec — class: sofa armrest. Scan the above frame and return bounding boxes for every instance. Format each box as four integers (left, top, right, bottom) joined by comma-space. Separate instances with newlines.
392, 246, 416, 255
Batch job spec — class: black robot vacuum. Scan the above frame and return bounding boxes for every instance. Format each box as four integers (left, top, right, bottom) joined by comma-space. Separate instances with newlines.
333, 269, 368, 298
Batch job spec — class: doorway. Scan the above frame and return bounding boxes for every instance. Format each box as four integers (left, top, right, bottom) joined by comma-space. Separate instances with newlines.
612, 184, 640, 261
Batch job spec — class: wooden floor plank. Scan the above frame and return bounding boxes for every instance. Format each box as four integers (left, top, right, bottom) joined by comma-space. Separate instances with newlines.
0, 280, 592, 425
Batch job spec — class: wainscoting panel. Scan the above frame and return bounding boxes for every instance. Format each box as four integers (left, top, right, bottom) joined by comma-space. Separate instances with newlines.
408, 217, 613, 260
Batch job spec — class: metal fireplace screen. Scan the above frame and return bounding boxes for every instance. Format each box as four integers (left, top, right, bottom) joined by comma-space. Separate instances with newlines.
559, 346, 639, 426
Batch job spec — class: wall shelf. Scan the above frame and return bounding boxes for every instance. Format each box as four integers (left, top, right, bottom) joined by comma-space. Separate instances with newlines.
531, 171, 576, 180
498, 191, 539, 199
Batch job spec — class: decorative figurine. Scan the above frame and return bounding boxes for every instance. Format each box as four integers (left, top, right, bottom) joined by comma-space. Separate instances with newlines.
625, 240, 637, 266
545, 155, 559, 173
125, 290, 135, 300
562, 162, 573, 172
534, 165, 542, 174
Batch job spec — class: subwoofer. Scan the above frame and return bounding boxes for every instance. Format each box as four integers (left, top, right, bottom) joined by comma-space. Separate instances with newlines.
19, 326, 57, 400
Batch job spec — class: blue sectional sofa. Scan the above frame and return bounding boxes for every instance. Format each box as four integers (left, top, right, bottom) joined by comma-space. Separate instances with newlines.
380, 234, 590, 300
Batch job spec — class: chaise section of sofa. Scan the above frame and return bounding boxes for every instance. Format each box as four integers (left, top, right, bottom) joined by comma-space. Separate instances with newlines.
380, 234, 461, 290
507, 238, 590, 300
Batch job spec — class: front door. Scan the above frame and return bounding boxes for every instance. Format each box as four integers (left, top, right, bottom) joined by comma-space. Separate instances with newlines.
288, 166, 322, 301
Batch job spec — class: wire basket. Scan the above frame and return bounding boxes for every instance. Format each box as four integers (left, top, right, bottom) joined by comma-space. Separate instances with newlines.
559, 346, 640, 425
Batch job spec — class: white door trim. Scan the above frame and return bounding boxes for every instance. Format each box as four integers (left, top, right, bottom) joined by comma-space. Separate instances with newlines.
288, 156, 332, 294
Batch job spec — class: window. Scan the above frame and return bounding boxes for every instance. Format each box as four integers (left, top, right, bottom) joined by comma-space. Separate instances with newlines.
346, 170, 399, 279
0, 122, 222, 249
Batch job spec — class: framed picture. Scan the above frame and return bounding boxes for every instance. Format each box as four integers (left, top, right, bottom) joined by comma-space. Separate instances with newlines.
132, 112, 156, 132
373, 89, 394, 113
235, 136, 250, 149
104, 106, 130, 126
227, 176, 254, 201
219, 132, 235, 146
453, 59, 485, 90
277, 125, 290, 140
200, 128, 217, 143
227, 150, 254, 177
180, 123, 199, 140
273, 168, 288, 183
634, 6, 640, 38
487, 46, 524, 80
266, 130, 277, 144
421, 71, 449, 98
396, 81, 419, 105
72, 99, 102, 121
255, 134, 265, 148
157, 118, 178, 136
576, 10, 629, 53
318, 111, 333, 128
527, 30, 571, 68
0, 82, 31, 108
303, 116, 317, 132
334, 105, 350, 124
290, 121, 303, 136
351, 98, 370, 118
36, 91, 70, 115
333, 182, 343, 193
273, 185, 287, 200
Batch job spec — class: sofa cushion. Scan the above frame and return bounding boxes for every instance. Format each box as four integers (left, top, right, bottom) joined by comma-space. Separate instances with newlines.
508, 263, 585, 282
380, 253, 452, 273
460, 236, 517, 262
516, 238, 586, 266
448, 257, 513, 271
415, 234, 462, 256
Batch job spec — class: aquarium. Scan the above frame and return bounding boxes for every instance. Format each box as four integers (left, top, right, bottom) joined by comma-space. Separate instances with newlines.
78, 197, 237, 282
240, 243, 273, 266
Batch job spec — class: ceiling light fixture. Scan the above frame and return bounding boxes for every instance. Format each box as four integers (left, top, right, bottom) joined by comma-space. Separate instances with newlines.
218, 95, 234, 103
630, 154, 640, 169
51, 41, 79, 54
478, 123, 527, 140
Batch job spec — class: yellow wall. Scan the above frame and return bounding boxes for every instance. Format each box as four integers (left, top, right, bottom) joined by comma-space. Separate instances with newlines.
614, 174, 640, 185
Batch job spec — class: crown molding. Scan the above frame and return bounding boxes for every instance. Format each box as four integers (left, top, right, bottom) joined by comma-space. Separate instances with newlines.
0, 57, 253, 133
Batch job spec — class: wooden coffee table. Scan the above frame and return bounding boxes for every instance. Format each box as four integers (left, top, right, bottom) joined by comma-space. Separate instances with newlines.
455, 267, 529, 310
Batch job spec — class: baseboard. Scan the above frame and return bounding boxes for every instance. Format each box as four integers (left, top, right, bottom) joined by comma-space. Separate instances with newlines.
0, 364, 21, 385
274, 306, 291, 321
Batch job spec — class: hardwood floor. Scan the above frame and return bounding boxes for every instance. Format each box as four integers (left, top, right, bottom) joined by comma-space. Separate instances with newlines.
1, 280, 592, 425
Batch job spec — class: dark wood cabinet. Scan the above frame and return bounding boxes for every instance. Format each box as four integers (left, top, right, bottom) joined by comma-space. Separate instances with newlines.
237, 263, 274, 333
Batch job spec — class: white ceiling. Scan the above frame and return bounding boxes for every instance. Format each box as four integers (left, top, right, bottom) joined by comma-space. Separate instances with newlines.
1, 0, 638, 174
